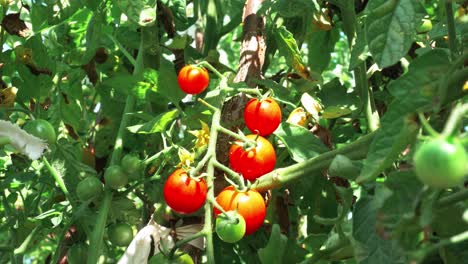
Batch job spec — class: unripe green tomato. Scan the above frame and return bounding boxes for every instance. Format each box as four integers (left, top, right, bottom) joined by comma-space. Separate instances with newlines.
104, 165, 128, 189
23, 119, 56, 145
121, 154, 142, 180
414, 137, 467, 188
107, 223, 134, 247
149, 251, 194, 264
215, 211, 246, 243
417, 18, 433, 33
76, 177, 103, 201
67, 243, 88, 264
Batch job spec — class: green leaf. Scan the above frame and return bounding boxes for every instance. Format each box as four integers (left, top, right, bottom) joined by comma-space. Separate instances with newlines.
117, 0, 156, 26
357, 50, 451, 183
59, 96, 82, 131
127, 110, 179, 134
365, 0, 425, 68
275, 26, 315, 81
274, 122, 329, 162
375, 171, 424, 249
258, 224, 288, 264
318, 78, 360, 119
329, 155, 362, 181
15, 65, 53, 102
387, 49, 450, 101
157, 58, 186, 105
353, 196, 407, 264
277, 0, 314, 18
357, 111, 419, 183
307, 28, 339, 73
102, 74, 140, 95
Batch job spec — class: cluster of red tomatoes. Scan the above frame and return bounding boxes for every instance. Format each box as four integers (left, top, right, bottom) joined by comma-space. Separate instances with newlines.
167, 65, 283, 243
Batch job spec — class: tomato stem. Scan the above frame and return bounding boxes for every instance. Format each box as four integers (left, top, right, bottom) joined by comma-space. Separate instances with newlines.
190, 152, 212, 178
144, 147, 174, 166
417, 112, 439, 137
444, 0, 458, 60
211, 159, 247, 191
217, 125, 257, 147
252, 131, 377, 191
436, 189, 468, 209
168, 231, 206, 258
442, 103, 468, 137
2, 107, 35, 120
197, 98, 218, 111
42, 157, 73, 205
207, 196, 230, 216
197, 61, 225, 79
224, 87, 263, 97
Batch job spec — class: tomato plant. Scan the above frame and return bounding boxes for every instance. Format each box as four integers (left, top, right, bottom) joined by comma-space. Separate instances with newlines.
214, 186, 266, 235
104, 165, 128, 189
215, 210, 246, 243
177, 65, 210, 94
76, 176, 103, 201
107, 223, 134, 247
149, 251, 194, 264
244, 97, 282, 136
229, 134, 276, 181
1, 0, 467, 263
413, 137, 467, 188
163, 168, 208, 214
23, 119, 56, 145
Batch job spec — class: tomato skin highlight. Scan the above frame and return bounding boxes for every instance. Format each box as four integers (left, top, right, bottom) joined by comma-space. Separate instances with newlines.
163, 168, 208, 214
244, 97, 282, 136
214, 186, 266, 235
177, 65, 210, 94
107, 223, 134, 247
414, 137, 467, 188
229, 134, 276, 181
23, 119, 56, 145
215, 210, 246, 243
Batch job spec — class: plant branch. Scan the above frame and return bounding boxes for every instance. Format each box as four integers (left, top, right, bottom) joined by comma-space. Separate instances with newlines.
211, 159, 246, 191
437, 189, 468, 208
442, 103, 468, 137
42, 157, 73, 205
444, 0, 458, 60
418, 112, 439, 137
252, 132, 376, 191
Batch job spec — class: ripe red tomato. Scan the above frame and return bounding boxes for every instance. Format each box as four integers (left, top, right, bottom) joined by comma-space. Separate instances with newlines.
177, 65, 210, 94
244, 97, 282, 136
229, 134, 276, 181
214, 186, 266, 235
163, 169, 208, 214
